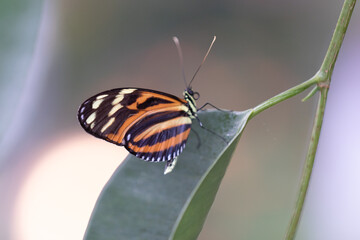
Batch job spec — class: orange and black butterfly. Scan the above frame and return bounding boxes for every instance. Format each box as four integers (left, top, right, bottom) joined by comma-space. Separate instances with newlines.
78, 36, 223, 174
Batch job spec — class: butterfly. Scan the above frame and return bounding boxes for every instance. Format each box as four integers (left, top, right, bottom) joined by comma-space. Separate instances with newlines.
78, 36, 224, 174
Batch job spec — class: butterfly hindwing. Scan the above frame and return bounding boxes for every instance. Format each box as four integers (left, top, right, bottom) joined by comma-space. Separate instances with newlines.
124, 110, 192, 162
78, 88, 192, 162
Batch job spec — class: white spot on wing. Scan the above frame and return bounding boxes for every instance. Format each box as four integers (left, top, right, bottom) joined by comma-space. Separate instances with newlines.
86, 112, 96, 124
92, 98, 104, 109
96, 94, 108, 99
120, 88, 136, 94
101, 117, 115, 133
108, 104, 122, 116
112, 95, 124, 105
126, 134, 131, 141
80, 106, 85, 113
90, 122, 95, 129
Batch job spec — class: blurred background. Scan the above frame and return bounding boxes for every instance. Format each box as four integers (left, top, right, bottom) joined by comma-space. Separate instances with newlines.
0, 0, 359, 239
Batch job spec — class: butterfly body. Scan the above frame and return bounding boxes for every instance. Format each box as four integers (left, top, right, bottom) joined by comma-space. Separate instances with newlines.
78, 87, 198, 171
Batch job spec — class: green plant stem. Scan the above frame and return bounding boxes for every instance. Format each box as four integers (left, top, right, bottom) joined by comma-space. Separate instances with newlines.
302, 86, 319, 102
285, 87, 328, 239
249, 0, 356, 239
285, 1, 356, 239
319, 0, 357, 77
249, 74, 320, 120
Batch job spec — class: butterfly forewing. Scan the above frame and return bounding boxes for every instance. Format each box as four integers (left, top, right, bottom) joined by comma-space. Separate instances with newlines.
78, 88, 192, 162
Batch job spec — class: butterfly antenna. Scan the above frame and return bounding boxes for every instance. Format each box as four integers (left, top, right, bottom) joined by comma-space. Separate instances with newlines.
173, 36, 187, 88
188, 36, 216, 88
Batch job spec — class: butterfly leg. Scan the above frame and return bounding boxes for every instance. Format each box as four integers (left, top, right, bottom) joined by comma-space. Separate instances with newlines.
197, 102, 229, 112
164, 157, 178, 175
195, 116, 228, 144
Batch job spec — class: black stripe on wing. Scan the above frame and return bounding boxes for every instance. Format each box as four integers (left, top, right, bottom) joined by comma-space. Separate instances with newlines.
137, 97, 174, 109
131, 124, 192, 148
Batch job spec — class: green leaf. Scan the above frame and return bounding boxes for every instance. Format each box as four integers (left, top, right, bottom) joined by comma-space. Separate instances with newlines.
84, 109, 252, 240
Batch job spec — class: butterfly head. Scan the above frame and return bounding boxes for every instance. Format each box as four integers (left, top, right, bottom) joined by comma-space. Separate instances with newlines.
185, 87, 200, 100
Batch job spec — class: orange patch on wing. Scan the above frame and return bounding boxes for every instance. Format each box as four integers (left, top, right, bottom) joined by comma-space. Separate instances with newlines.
133, 117, 191, 142
128, 128, 190, 153
126, 92, 187, 111
106, 105, 189, 144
